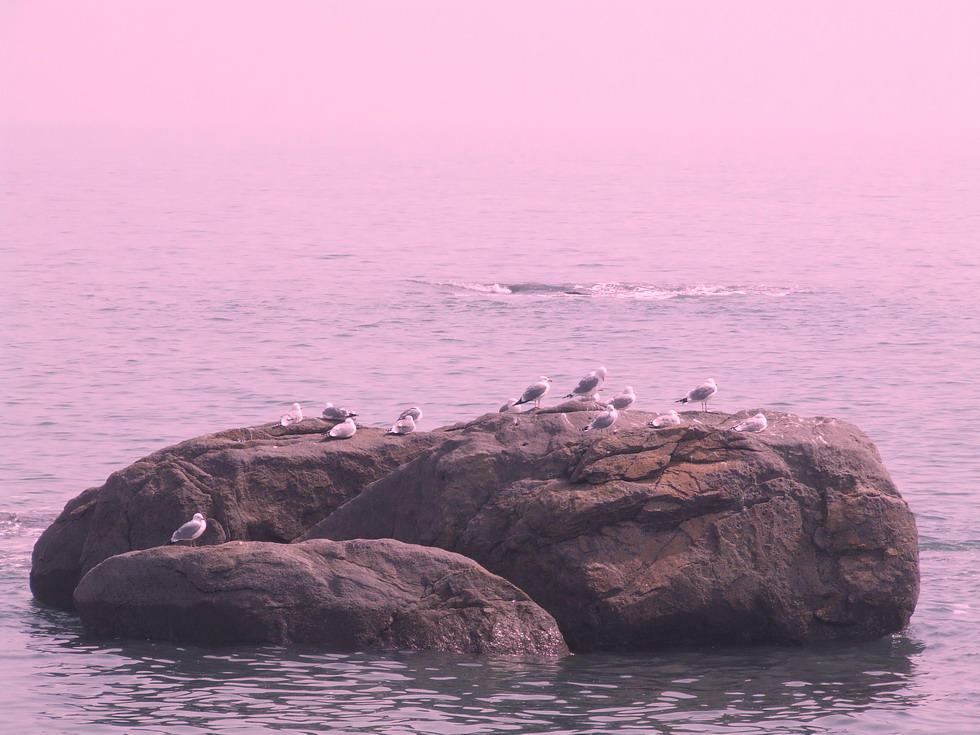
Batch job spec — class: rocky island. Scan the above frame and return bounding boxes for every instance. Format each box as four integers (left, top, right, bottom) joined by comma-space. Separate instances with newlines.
32, 406, 919, 654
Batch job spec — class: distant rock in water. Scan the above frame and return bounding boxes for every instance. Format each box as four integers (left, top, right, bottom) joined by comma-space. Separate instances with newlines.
300, 408, 920, 651
73, 538, 569, 656
33, 407, 919, 653
30, 420, 446, 609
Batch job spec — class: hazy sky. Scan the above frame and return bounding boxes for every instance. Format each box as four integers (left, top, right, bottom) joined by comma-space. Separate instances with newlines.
1, 0, 978, 141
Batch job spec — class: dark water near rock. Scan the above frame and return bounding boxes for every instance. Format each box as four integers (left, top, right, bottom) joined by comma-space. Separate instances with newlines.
2, 130, 978, 733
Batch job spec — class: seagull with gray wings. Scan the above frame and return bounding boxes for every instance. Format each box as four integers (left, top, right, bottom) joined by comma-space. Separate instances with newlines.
676, 378, 717, 412
582, 406, 619, 432
565, 366, 608, 400
513, 376, 553, 409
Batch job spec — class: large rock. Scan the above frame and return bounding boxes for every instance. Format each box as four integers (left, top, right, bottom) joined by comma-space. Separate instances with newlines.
31, 420, 447, 609
301, 409, 919, 651
73, 538, 569, 656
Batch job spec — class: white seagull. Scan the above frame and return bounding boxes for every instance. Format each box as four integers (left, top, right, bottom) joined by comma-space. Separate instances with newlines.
398, 406, 422, 422
322, 403, 358, 420
606, 385, 636, 411
170, 513, 206, 545
513, 376, 553, 409
565, 366, 608, 400
583, 406, 619, 432
499, 398, 523, 413
329, 417, 357, 439
676, 378, 717, 412
648, 410, 682, 428
280, 403, 304, 426
734, 413, 768, 433
387, 414, 416, 435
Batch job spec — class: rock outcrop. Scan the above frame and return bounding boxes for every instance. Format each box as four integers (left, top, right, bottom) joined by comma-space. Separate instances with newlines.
33, 407, 919, 652
74, 538, 569, 656
300, 409, 920, 651
31, 420, 447, 609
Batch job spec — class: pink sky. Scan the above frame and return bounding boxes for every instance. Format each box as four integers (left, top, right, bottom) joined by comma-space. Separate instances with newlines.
1, 0, 978, 141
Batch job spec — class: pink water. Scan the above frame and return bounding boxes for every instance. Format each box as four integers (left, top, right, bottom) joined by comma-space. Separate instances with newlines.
1, 128, 979, 733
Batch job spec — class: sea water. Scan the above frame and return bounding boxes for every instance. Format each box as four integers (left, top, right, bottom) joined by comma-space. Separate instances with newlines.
1, 129, 978, 734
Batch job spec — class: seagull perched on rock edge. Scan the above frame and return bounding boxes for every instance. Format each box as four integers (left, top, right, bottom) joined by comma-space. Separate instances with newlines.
583, 406, 619, 432
514, 376, 553, 409
565, 366, 608, 400
606, 386, 636, 411
676, 378, 717, 412
170, 513, 206, 545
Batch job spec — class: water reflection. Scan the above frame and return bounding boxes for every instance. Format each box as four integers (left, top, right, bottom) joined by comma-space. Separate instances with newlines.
22, 612, 925, 735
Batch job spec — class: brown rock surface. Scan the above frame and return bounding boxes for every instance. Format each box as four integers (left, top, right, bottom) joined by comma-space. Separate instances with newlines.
301, 409, 920, 651
73, 538, 570, 655
31, 420, 447, 608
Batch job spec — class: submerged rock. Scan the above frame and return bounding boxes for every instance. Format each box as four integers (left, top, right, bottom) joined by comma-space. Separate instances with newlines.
31, 420, 446, 609
73, 538, 569, 656
301, 409, 919, 650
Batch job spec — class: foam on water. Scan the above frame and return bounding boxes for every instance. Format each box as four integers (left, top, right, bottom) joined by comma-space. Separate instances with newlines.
431, 280, 803, 300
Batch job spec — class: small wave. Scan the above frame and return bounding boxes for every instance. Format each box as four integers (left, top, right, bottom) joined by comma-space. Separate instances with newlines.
430, 280, 800, 300
430, 280, 514, 294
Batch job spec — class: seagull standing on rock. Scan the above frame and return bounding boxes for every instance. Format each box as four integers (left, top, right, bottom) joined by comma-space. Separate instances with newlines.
329, 417, 357, 439
170, 513, 206, 545
734, 413, 768, 433
514, 376, 553, 409
280, 403, 303, 426
676, 378, 717, 412
565, 366, 608, 400
583, 406, 619, 432
606, 386, 636, 411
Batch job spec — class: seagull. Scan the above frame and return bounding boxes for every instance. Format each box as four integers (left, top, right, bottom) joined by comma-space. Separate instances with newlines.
734, 412, 768, 433
582, 406, 619, 432
676, 378, 717, 412
398, 406, 422, 422
329, 417, 357, 439
387, 414, 416, 435
322, 403, 358, 420
648, 410, 682, 428
499, 398, 523, 413
280, 403, 303, 426
513, 376, 553, 409
170, 513, 206, 545
606, 386, 636, 411
565, 366, 608, 400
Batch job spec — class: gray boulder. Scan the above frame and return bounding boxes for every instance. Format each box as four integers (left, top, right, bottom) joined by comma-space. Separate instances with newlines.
31, 420, 447, 609
300, 409, 920, 651
73, 538, 569, 656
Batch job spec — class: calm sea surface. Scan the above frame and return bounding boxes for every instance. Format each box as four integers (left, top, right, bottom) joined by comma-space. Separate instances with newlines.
1, 129, 978, 734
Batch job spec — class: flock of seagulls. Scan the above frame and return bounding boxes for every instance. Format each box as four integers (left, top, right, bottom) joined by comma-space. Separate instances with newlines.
279, 402, 423, 440
171, 369, 766, 544
507, 369, 735, 436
